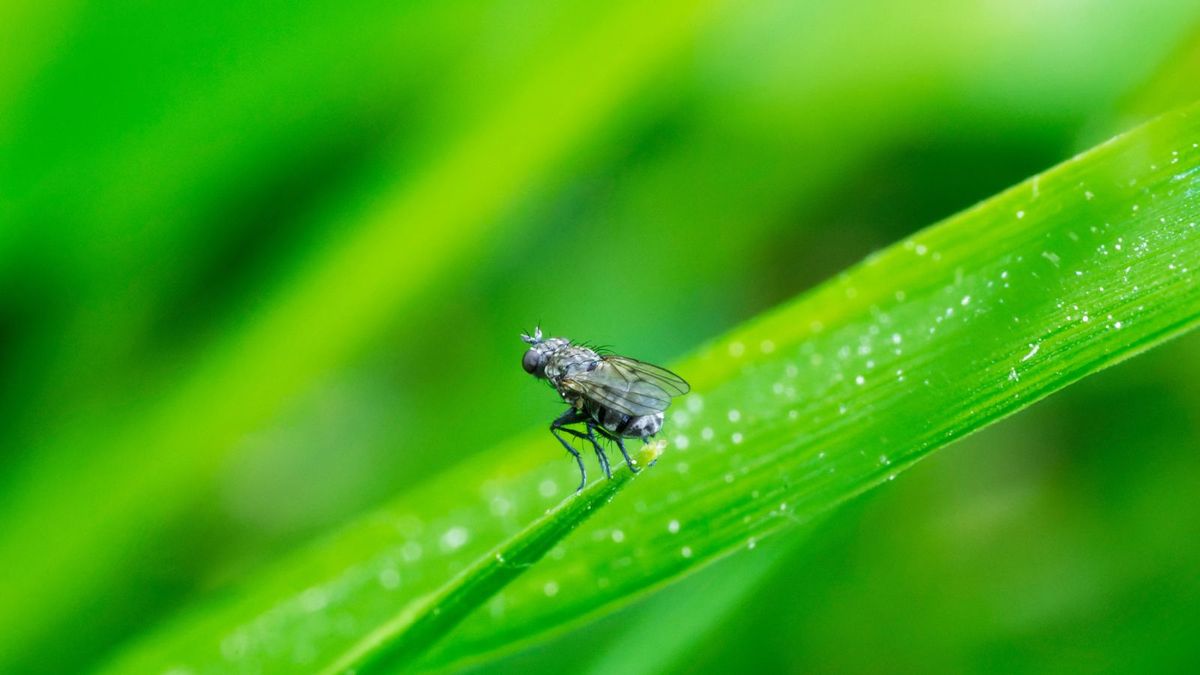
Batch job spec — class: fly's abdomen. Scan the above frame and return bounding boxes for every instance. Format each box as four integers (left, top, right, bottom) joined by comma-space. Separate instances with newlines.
624, 412, 663, 438
590, 404, 663, 439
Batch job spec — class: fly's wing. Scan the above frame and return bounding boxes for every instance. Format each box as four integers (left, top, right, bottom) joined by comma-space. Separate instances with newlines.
602, 355, 690, 396
562, 355, 690, 417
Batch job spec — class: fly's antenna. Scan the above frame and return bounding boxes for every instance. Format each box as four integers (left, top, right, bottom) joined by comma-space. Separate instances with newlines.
521, 325, 544, 344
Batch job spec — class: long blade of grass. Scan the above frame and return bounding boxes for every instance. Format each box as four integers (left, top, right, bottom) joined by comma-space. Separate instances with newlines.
103, 104, 1200, 674
323, 466, 639, 674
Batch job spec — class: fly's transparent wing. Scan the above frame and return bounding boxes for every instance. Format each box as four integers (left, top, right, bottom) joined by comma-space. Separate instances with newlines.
562, 355, 689, 416
601, 355, 690, 396
561, 376, 670, 417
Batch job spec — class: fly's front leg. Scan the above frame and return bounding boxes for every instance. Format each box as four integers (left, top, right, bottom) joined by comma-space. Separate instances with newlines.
550, 408, 589, 492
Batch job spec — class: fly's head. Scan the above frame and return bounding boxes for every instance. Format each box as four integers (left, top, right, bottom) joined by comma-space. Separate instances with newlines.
520, 327, 569, 380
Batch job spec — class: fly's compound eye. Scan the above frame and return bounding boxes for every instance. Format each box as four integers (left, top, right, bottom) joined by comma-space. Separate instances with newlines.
522, 349, 544, 375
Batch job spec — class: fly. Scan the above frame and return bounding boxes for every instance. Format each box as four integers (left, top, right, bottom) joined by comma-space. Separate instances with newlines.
520, 327, 690, 491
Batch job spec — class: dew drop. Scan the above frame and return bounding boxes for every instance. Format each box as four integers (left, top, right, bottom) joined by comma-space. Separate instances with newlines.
378, 568, 401, 590
440, 526, 470, 552
490, 496, 513, 517
401, 541, 423, 562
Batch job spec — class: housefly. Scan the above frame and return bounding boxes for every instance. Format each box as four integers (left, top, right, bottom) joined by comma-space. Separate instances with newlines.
520, 327, 690, 491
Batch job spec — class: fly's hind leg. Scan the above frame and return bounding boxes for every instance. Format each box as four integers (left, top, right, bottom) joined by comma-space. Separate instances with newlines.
550, 409, 589, 492
596, 426, 638, 474
615, 436, 639, 473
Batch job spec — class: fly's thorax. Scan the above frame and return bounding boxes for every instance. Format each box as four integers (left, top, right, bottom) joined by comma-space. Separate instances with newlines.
544, 344, 600, 385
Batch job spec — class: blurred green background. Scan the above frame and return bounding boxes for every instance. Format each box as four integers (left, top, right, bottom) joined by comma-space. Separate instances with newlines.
2, 0, 1199, 672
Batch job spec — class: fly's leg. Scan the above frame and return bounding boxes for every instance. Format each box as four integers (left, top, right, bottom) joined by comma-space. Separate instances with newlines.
550, 409, 589, 492
614, 435, 639, 474
584, 423, 613, 479
559, 426, 610, 481
550, 427, 586, 492
594, 425, 638, 474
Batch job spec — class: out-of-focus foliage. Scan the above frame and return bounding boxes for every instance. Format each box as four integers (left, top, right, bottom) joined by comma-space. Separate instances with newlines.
1, 0, 1198, 672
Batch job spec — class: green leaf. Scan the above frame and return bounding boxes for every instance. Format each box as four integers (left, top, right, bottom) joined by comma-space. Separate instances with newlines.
103, 105, 1200, 674
579, 528, 807, 675
323, 466, 640, 674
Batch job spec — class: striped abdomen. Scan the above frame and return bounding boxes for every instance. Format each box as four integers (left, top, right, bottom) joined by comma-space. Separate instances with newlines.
587, 402, 663, 439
